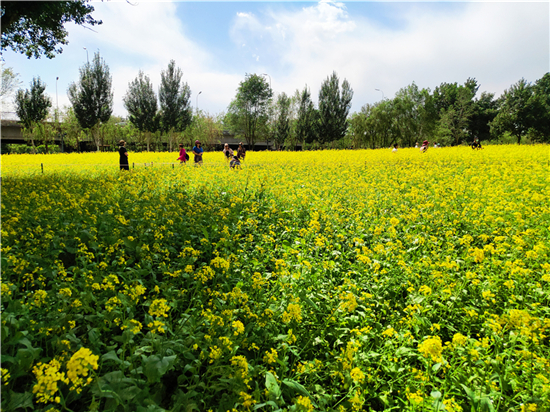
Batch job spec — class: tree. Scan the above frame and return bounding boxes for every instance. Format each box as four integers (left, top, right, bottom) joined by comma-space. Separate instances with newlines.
1, 65, 22, 105
490, 78, 536, 144
227, 73, 273, 149
273, 92, 291, 150
468, 92, 498, 142
15, 77, 52, 128
159, 60, 192, 136
14, 77, 52, 150
1, 1, 102, 59
123, 71, 159, 151
59, 106, 85, 151
530, 72, 550, 141
434, 79, 478, 145
68, 51, 113, 150
318, 71, 353, 144
295, 86, 318, 145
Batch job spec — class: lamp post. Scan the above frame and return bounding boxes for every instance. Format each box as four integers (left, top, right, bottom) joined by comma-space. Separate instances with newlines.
56, 76, 64, 152
56, 77, 59, 119
83, 47, 89, 63
196, 91, 202, 113
375, 88, 384, 100
262, 73, 272, 90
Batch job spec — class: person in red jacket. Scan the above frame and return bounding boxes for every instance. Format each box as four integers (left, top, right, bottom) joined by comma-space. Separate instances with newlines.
176, 144, 188, 164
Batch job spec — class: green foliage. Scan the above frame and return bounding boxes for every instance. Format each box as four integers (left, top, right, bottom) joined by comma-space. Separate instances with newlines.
273, 92, 292, 150
67, 51, 114, 132
14, 77, 52, 128
318, 71, 353, 143
124, 71, 159, 135
159, 60, 192, 134
434, 79, 478, 146
1, 147, 549, 411
489, 78, 536, 144
468, 92, 499, 142
1, 0, 102, 59
227, 73, 273, 149
295, 86, 318, 145
0, 65, 22, 101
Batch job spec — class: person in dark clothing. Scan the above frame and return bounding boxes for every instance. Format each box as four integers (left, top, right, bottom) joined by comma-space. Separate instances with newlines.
119, 140, 129, 170
471, 138, 483, 150
237, 142, 246, 161
229, 155, 241, 169
192, 140, 204, 165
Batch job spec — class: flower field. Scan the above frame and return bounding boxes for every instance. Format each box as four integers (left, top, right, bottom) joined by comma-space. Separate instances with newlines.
1, 146, 549, 412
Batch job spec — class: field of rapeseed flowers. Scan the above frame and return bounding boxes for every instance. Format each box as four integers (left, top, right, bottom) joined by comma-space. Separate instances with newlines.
1, 146, 549, 412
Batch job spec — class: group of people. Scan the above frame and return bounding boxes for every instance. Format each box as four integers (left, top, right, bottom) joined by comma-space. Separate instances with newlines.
222, 142, 246, 168
177, 141, 246, 168
117, 140, 247, 171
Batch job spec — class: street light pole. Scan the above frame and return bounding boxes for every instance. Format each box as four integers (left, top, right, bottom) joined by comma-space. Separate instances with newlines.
196, 91, 202, 113
375, 88, 384, 100
56, 77, 59, 118
83, 47, 89, 63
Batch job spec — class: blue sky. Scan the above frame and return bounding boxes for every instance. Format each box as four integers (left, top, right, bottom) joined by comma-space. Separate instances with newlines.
2, 1, 549, 118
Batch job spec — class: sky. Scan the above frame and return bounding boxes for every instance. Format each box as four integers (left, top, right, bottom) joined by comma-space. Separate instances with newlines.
2, 0, 549, 118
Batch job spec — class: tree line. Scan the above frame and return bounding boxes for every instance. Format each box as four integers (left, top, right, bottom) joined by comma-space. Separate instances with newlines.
5, 51, 550, 153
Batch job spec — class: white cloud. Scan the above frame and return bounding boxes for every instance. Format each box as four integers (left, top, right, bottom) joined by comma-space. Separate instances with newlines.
229, 1, 549, 110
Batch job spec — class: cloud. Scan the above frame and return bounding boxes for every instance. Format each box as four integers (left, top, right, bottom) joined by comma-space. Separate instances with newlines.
229, 1, 549, 110
62, 1, 243, 116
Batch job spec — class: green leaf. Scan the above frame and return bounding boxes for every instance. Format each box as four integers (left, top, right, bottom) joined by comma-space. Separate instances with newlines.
101, 350, 122, 364
282, 379, 312, 400
143, 354, 177, 383
8, 391, 34, 410
265, 371, 281, 400
480, 397, 495, 412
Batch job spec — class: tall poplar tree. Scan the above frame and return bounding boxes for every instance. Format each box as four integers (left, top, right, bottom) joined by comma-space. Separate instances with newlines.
123, 70, 159, 151
273, 92, 291, 150
295, 86, 318, 145
68, 51, 113, 150
158, 60, 192, 133
318, 71, 353, 143
15, 76, 52, 149
15, 76, 51, 128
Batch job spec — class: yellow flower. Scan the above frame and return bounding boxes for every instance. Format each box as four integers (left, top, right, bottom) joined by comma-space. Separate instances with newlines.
418, 336, 443, 362
350, 367, 365, 384
147, 320, 166, 334
381, 327, 395, 338
1, 368, 11, 385
452, 333, 468, 347
295, 395, 314, 411
282, 303, 302, 323
232, 320, 245, 335
263, 348, 278, 364
148, 298, 170, 318
66, 347, 99, 393
32, 359, 66, 403
208, 346, 222, 363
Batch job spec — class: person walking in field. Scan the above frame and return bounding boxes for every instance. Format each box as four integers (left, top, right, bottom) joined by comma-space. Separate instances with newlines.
420, 140, 429, 153
392, 144, 398, 153
119, 140, 129, 170
222, 143, 234, 162
176, 144, 188, 164
192, 140, 204, 165
237, 142, 246, 161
